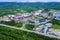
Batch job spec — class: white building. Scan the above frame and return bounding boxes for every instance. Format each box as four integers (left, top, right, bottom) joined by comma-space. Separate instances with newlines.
2, 16, 11, 21
53, 11, 60, 20
37, 10, 43, 13
41, 13, 48, 18
31, 12, 40, 16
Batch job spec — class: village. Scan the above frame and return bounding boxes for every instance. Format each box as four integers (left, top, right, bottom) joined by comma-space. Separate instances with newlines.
0, 9, 60, 39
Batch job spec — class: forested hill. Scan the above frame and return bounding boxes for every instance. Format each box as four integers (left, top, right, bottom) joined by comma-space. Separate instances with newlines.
0, 2, 60, 9
0, 2, 60, 16
0, 2, 60, 6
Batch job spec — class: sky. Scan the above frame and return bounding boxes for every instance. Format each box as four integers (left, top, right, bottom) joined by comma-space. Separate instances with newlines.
0, 0, 60, 2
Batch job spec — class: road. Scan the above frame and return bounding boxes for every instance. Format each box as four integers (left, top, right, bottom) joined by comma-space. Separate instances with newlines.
0, 24, 60, 39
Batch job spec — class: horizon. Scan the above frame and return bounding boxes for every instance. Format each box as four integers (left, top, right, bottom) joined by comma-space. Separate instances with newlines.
0, 2, 60, 3
0, 0, 60, 2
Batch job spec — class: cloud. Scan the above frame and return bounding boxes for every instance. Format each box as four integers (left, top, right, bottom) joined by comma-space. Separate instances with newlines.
0, 0, 60, 2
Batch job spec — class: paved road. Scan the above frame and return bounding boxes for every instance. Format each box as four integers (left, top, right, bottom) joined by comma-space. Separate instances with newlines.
0, 24, 60, 39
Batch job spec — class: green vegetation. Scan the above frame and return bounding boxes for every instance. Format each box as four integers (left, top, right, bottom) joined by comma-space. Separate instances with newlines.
0, 2, 60, 16
16, 22, 23, 27
0, 20, 16, 26
0, 20, 22, 27
0, 26, 59, 40
50, 19, 60, 29
52, 24, 60, 29
25, 24, 34, 30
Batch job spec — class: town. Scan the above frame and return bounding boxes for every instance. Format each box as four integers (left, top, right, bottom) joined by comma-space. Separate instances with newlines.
0, 9, 60, 39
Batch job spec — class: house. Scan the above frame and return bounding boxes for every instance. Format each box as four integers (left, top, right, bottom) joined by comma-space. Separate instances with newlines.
53, 11, 60, 20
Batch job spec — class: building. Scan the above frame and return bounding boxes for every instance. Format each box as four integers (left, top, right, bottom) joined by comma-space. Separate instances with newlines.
37, 9, 43, 13
53, 11, 60, 20
2, 16, 11, 21
31, 12, 40, 16
0, 17, 3, 21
